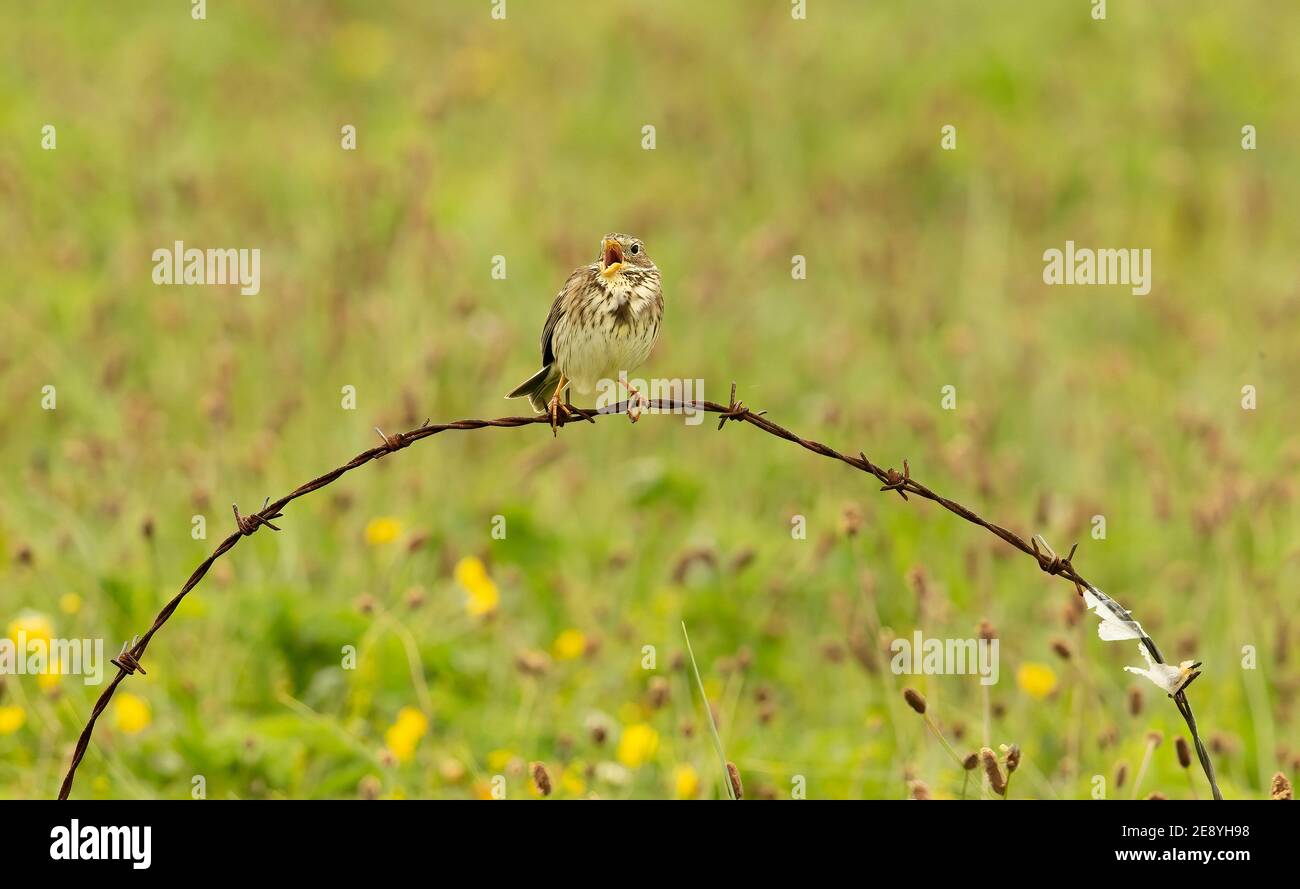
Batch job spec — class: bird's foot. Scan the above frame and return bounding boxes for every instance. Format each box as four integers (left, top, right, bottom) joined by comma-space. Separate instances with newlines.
625, 384, 648, 424
547, 395, 577, 436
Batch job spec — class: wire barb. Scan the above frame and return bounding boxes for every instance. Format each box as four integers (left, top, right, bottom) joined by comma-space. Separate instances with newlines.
716, 381, 765, 430
374, 426, 405, 453
232, 497, 284, 535
110, 636, 146, 675
879, 459, 911, 501
1032, 535, 1078, 577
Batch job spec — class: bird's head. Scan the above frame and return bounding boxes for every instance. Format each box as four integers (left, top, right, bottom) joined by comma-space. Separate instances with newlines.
598, 233, 653, 278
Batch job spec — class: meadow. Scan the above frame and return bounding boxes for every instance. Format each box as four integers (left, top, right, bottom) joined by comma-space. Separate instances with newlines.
1, 1, 1298, 800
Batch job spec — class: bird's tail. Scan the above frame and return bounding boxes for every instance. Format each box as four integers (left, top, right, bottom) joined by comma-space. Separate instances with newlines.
506, 364, 561, 414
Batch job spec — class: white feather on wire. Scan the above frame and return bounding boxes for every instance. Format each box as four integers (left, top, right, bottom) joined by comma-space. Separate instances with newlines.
1037, 535, 1203, 698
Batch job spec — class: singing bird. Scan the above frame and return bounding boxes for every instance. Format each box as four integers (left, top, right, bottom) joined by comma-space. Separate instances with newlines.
507, 233, 663, 434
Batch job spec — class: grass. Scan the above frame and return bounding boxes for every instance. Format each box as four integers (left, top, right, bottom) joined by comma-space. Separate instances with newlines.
2, 1, 1299, 800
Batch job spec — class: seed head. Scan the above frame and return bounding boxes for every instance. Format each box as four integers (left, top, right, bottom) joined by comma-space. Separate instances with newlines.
1127, 686, 1143, 716
980, 747, 1006, 795
1175, 737, 1192, 769
903, 687, 927, 715
726, 761, 744, 800
531, 762, 552, 797
1271, 772, 1293, 801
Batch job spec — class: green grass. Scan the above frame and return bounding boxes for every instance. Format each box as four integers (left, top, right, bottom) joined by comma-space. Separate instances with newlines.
1, 1, 1298, 800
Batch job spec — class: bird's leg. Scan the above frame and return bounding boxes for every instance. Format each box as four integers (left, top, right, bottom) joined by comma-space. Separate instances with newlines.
622, 379, 648, 423
547, 374, 575, 436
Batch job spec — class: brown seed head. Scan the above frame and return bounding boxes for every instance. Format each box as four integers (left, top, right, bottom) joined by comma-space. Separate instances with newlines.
1127, 686, 1143, 716
980, 747, 1006, 795
1005, 744, 1022, 774
977, 619, 997, 641
358, 775, 382, 800
963, 752, 979, 771
646, 676, 670, 709
726, 761, 744, 800
1145, 791, 1167, 800
531, 761, 552, 797
1271, 772, 1293, 801
1175, 737, 1192, 769
1115, 762, 1128, 788
903, 687, 927, 715
909, 780, 932, 800
1051, 639, 1072, 660
840, 503, 863, 537
1146, 730, 1164, 748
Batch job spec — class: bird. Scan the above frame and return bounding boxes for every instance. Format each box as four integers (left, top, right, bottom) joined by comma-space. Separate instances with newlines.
506, 233, 663, 434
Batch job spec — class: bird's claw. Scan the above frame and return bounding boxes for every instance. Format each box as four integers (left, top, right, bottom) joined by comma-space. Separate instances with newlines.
547, 395, 576, 436
625, 387, 648, 424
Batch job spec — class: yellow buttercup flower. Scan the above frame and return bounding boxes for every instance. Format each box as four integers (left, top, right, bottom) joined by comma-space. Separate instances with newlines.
364, 517, 403, 546
616, 723, 659, 768
113, 693, 151, 734
561, 763, 587, 796
1016, 662, 1058, 699
455, 556, 499, 617
383, 706, 429, 763
0, 706, 26, 734
486, 748, 516, 772
37, 657, 62, 692
6, 612, 53, 645
673, 764, 700, 799
553, 628, 586, 661
59, 593, 82, 615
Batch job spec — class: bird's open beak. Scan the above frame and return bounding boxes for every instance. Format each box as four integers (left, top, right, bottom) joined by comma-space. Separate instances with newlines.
601, 239, 624, 277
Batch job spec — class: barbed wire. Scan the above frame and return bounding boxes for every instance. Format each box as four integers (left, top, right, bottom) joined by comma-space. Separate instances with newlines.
57, 382, 1222, 800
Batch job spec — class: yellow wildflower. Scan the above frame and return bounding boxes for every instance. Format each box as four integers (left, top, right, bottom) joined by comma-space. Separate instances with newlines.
673, 764, 700, 799
0, 706, 26, 734
59, 593, 82, 615
561, 763, 587, 796
553, 628, 586, 661
455, 556, 499, 617
1016, 662, 1058, 699
37, 657, 61, 692
113, 693, 151, 734
364, 517, 403, 546
383, 706, 428, 763
6, 612, 53, 645
616, 723, 659, 768
486, 748, 516, 772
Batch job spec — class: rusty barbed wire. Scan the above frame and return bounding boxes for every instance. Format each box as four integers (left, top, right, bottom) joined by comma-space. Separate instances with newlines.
56, 383, 1221, 800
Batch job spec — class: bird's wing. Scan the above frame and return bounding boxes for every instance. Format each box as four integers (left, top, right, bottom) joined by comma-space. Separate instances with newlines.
540, 267, 588, 366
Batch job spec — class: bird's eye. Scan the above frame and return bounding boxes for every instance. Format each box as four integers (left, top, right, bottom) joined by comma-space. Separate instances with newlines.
630, 244, 640, 254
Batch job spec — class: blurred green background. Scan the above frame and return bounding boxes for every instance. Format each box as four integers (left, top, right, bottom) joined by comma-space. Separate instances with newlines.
2, 1, 1298, 800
